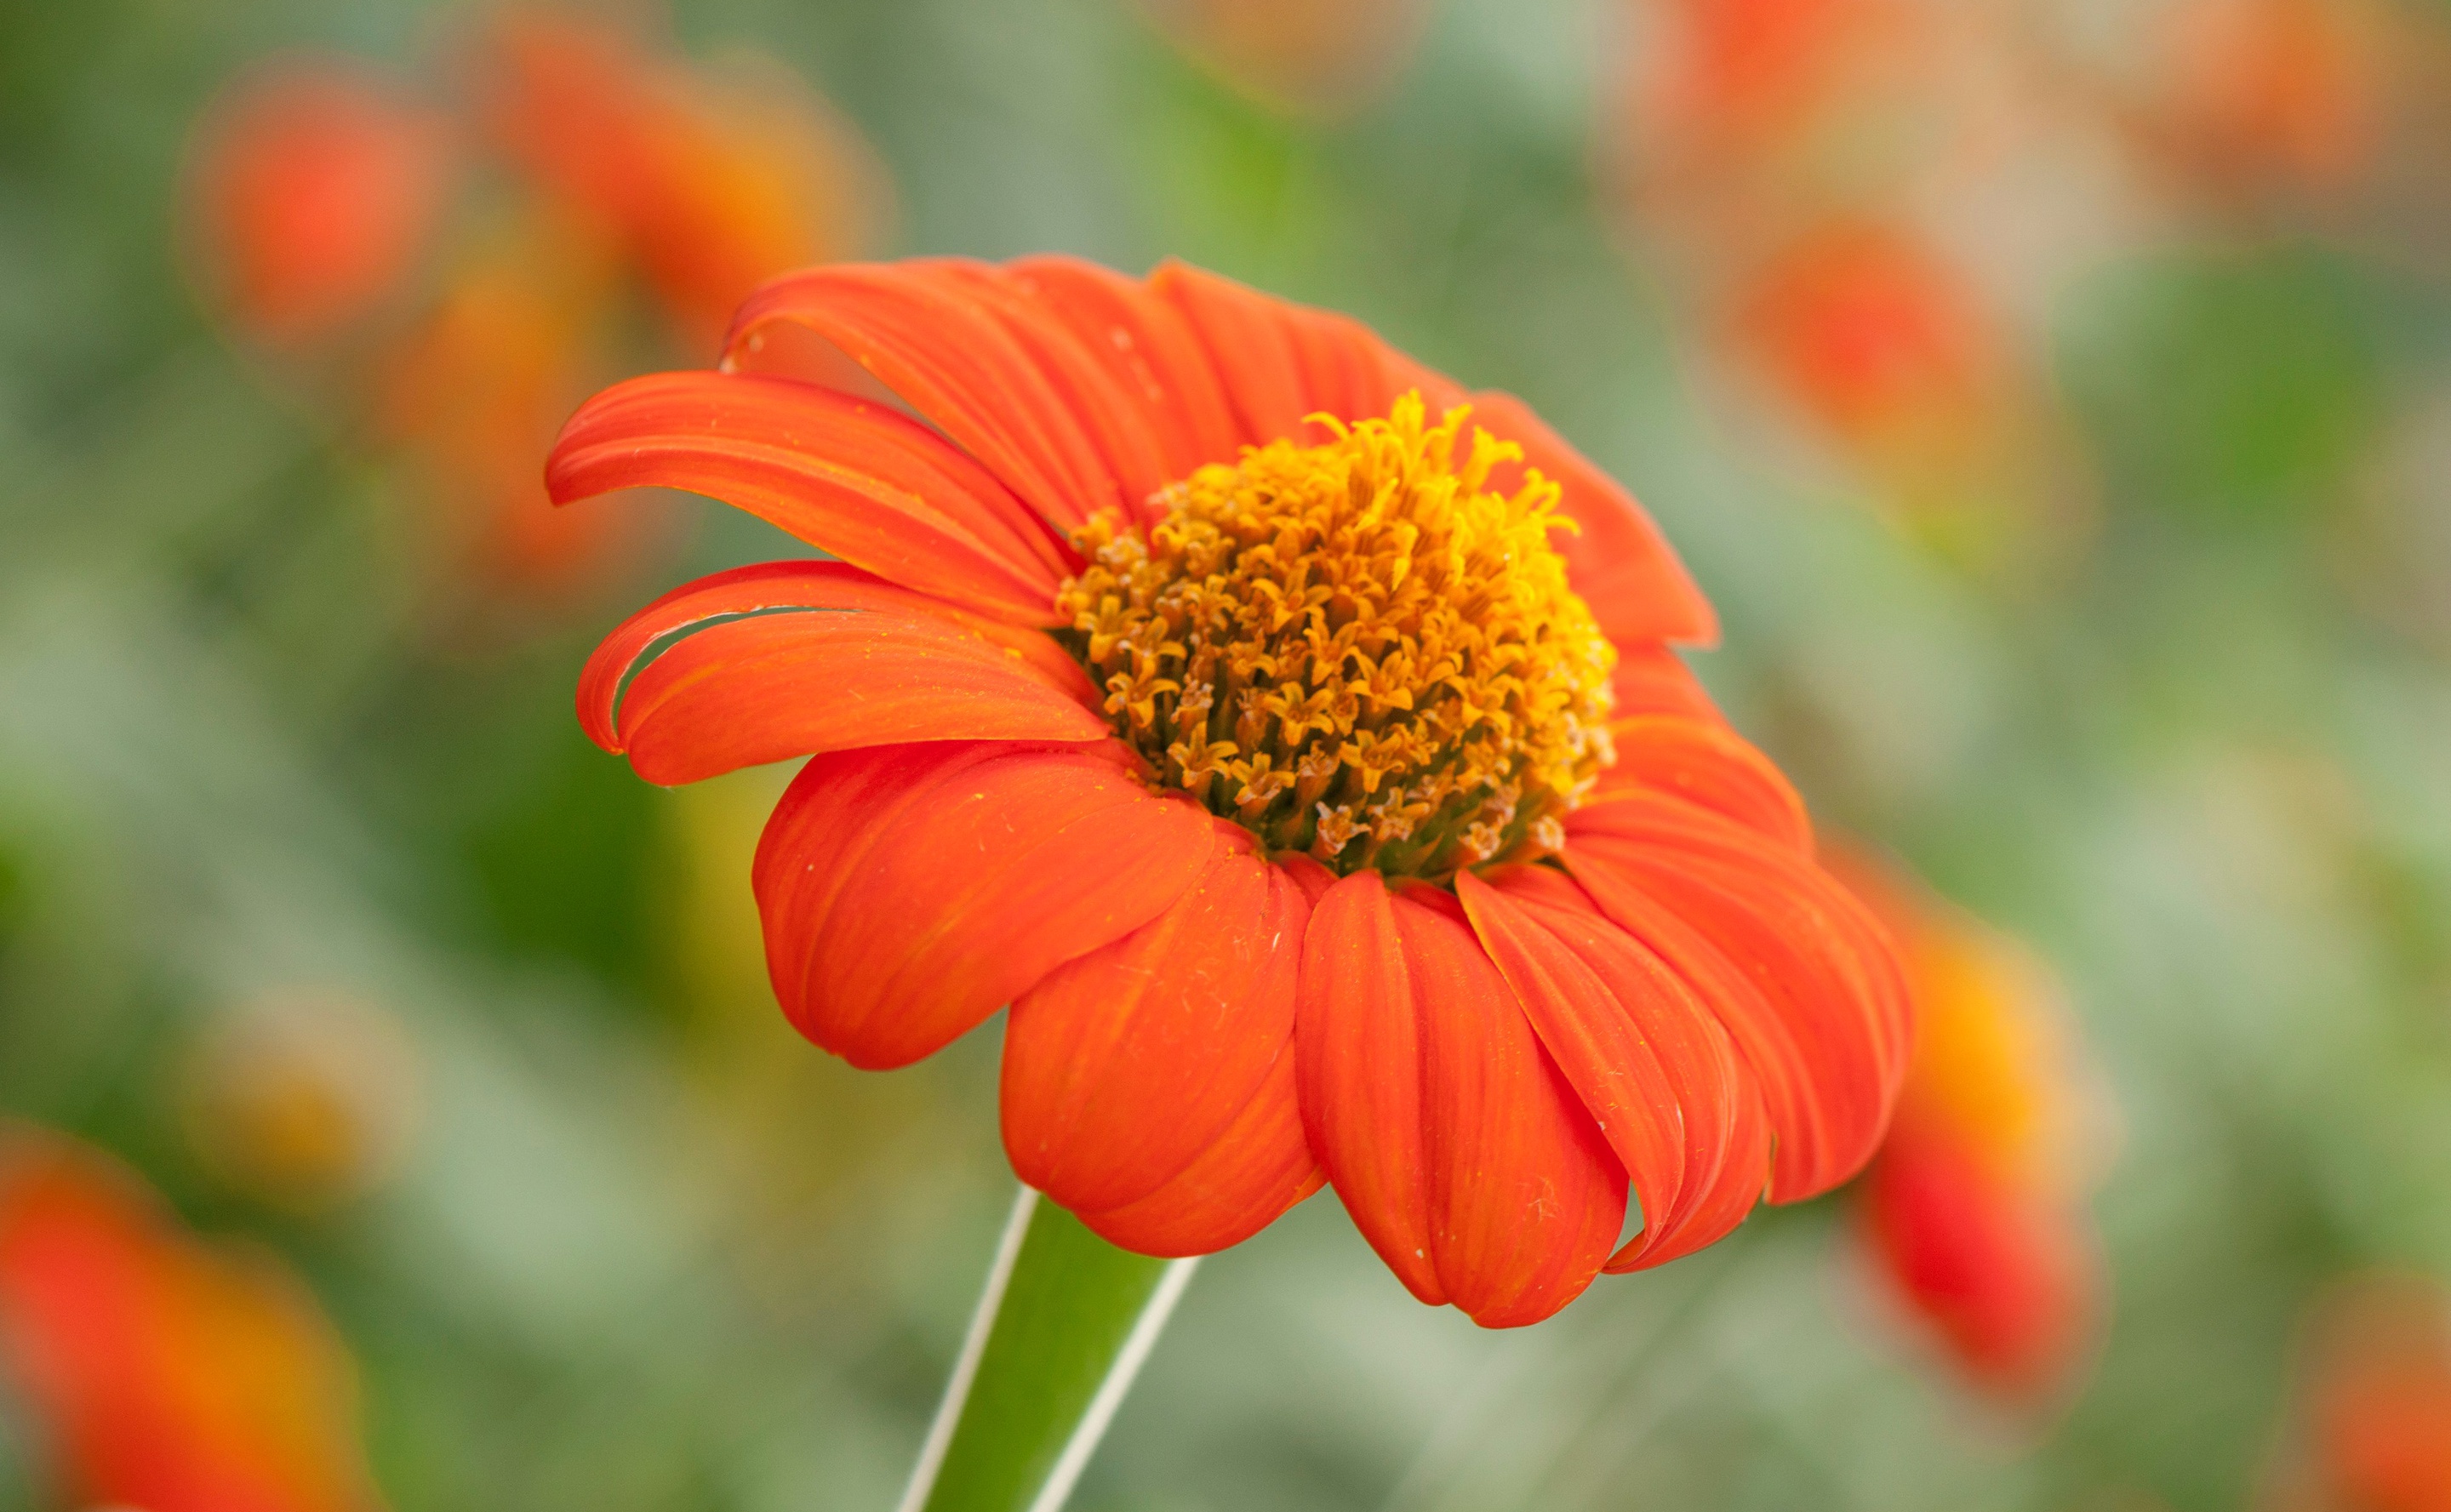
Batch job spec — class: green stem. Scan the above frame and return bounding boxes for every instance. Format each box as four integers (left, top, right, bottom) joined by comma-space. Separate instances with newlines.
897, 1187, 1197, 1512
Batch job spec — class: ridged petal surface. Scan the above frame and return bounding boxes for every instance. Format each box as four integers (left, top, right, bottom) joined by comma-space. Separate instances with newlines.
575, 560, 1104, 785
752, 741, 1214, 1070
724, 260, 1125, 533
1298, 873, 1624, 1327
1565, 790, 1911, 1202
1460, 867, 1774, 1271
548, 369, 1071, 623
1003, 824, 1313, 1221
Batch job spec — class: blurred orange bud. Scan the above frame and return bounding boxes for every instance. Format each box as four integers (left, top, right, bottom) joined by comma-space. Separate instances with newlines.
181, 991, 421, 1215
1732, 222, 2011, 485
1134, 0, 1429, 115
376, 231, 659, 594
1834, 852, 2111, 1405
0, 1127, 385, 1512
185, 58, 454, 347
2262, 1274, 2451, 1512
1633, 0, 1911, 168
2160, 0, 2387, 194
475, 9, 882, 349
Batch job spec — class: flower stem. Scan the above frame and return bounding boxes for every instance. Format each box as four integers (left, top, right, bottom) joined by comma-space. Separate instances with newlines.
896, 1187, 1197, 1512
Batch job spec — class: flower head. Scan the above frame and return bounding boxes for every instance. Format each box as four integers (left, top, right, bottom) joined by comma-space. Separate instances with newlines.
551, 256, 1912, 1326
2266, 1274, 2451, 1512
1835, 851, 2106, 1401
184, 10, 881, 602
475, 9, 880, 346
0, 1127, 383, 1512
2159, 0, 2388, 197
183, 57, 453, 346
1057, 394, 1615, 875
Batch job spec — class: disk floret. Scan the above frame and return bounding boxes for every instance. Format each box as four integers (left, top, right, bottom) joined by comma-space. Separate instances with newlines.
1054, 391, 1620, 879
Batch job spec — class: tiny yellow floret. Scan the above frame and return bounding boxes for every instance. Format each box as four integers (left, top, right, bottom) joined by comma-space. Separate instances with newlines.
1054, 392, 1619, 878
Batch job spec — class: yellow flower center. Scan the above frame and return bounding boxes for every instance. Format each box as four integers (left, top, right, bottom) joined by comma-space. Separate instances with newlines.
1054, 392, 1619, 879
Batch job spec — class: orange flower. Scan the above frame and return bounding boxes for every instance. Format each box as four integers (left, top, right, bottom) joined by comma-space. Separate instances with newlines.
476, 9, 877, 346
1836, 853, 2104, 1401
1730, 221, 2021, 506
2160, 0, 2387, 194
1630, 0, 1914, 171
0, 1127, 384, 1512
185, 11, 881, 606
2268, 1275, 2451, 1512
375, 228, 655, 594
184, 57, 454, 346
549, 257, 1912, 1327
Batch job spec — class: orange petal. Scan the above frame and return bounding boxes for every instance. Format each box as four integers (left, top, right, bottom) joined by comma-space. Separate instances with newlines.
1003, 824, 1311, 1215
1610, 642, 1723, 722
1468, 389, 1718, 648
1076, 1051, 1324, 1258
1862, 1132, 2095, 1398
752, 742, 1214, 1069
1459, 867, 1773, 1271
723, 260, 1125, 533
934, 262, 1186, 516
548, 369, 1071, 625
1149, 259, 1312, 444
1149, 259, 1466, 446
616, 611, 1110, 787
1598, 716, 1814, 853
576, 559, 1098, 760
1298, 873, 1625, 1327
1566, 791, 1911, 1202
1004, 254, 1244, 497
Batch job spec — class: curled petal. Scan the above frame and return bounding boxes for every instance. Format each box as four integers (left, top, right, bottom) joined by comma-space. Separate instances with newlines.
1598, 716, 1814, 853
1299, 873, 1625, 1327
548, 369, 1071, 624
578, 562, 1106, 785
753, 742, 1214, 1070
1862, 1134, 2097, 1397
1469, 389, 1718, 648
723, 260, 1124, 532
1004, 824, 1312, 1218
1565, 791, 1911, 1202
1459, 867, 1773, 1271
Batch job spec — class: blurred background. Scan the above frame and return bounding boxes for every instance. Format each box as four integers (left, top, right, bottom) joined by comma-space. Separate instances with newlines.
3, 0, 2450, 1508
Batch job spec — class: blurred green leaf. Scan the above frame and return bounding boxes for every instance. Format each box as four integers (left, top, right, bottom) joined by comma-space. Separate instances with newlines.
2060, 246, 2385, 524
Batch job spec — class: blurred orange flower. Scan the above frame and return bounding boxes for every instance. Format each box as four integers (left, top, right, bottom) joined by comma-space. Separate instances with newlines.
2266, 1275, 2451, 1512
548, 254, 1913, 1327
1835, 852, 2108, 1403
0, 1127, 384, 1512
2158, 0, 2387, 195
185, 9, 883, 602
1730, 221, 2028, 512
1625, 0, 1922, 192
1611, 0, 2094, 562
374, 227, 647, 595
184, 58, 454, 347
475, 9, 879, 347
